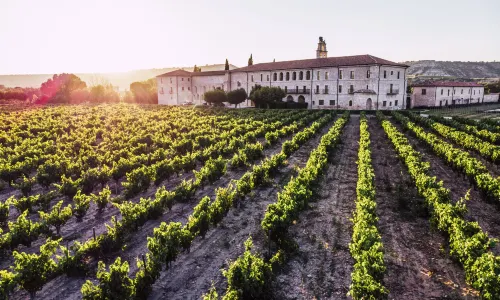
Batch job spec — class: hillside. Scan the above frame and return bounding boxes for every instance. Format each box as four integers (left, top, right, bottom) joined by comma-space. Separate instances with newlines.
0, 64, 238, 91
405, 60, 500, 78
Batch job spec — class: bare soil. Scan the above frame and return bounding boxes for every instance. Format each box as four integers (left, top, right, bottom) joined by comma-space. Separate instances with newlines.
9, 121, 331, 300
393, 119, 500, 256
270, 116, 359, 300
146, 120, 335, 300
369, 117, 478, 299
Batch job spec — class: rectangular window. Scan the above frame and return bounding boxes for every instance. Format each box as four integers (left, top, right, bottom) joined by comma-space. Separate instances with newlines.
319, 100, 324, 105
395, 100, 398, 106
441, 89, 443, 95
316, 85, 319, 93
261, 74, 263, 81
390, 84, 393, 94
303, 86, 307, 93
330, 100, 335, 106
366, 85, 369, 90
367, 70, 370, 78
296, 86, 298, 93
170, 87, 173, 92
349, 84, 354, 93
350, 71, 354, 79
474, 90, 476, 95
384, 70, 387, 78
389, 102, 392, 106
325, 72, 329, 80
267, 75, 270, 81
160, 87, 164, 93
461, 89, 463, 94
251, 75, 254, 82
325, 85, 329, 93
397, 71, 400, 79
312, 101, 315, 105
339, 85, 342, 93
391, 71, 394, 75
170, 78, 172, 83
317, 71, 320, 80
188, 87, 190, 91
339, 70, 343, 79
188, 78, 190, 81
182, 87, 184, 91
448, 89, 450, 96
383, 101, 387, 107
182, 78, 184, 81
422, 89, 427, 95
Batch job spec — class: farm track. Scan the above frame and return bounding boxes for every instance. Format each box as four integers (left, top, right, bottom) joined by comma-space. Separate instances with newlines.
369, 117, 476, 299
146, 119, 336, 300
269, 116, 358, 300
13, 118, 331, 300
392, 119, 500, 256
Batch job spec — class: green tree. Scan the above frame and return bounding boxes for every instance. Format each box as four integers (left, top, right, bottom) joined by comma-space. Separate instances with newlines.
40, 74, 87, 104
204, 89, 227, 106
249, 86, 285, 108
227, 88, 247, 108
248, 54, 253, 66
225, 59, 229, 71
130, 78, 158, 104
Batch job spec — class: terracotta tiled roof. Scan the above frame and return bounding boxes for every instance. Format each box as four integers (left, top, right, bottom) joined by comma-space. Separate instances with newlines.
157, 55, 407, 78
233, 55, 408, 72
192, 70, 227, 76
156, 69, 192, 77
413, 81, 483, 87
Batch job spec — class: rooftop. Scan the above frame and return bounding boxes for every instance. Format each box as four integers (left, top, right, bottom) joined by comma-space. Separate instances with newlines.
157, 54, 408, 77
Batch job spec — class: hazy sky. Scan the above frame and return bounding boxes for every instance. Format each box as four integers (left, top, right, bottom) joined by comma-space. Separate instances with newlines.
1, 0, 499, 75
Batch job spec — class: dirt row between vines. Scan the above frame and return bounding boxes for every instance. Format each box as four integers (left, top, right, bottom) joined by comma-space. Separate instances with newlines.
392, 118, 500, 257
146, 119, 336, 300
14, 118, 335, 300
269, 115, 359, 300
370, 116, 477, 299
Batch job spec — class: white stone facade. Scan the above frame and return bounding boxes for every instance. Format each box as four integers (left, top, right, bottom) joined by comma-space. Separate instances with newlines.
411, 83, 485, 108
157, 37, 408, 110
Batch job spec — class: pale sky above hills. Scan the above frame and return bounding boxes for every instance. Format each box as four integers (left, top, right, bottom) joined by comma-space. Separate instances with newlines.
1, 0, 499, 75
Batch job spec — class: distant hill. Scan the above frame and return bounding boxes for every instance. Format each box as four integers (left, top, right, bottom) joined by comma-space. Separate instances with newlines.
404, 60, 500, 79
0, 64, 238, 91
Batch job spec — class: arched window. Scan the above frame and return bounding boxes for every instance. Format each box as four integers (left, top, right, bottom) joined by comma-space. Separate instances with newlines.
299, 71, 303, 80
349, 100, 352, 107
286, 72, 290, 81
306, 71, 311, 80
273, 73, 277, 81
292, 72, 296, 80
279, 72, 283, 81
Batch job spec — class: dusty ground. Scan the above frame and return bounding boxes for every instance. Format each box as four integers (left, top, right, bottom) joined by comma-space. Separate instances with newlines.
146, 120, 336, 300
9, 120, 332, 300
270, 116, 358, 300
370, 117, 478, 299
393, 119, 500, 256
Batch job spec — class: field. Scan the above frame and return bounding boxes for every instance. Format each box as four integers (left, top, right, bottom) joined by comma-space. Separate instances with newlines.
1, 104, 500, 300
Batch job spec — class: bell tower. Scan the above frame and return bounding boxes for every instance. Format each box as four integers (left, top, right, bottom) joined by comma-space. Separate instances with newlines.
316, 36, 327, 58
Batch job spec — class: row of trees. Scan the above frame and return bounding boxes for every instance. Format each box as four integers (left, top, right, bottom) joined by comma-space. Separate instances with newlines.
203, 85, 302, 108
1, 74, 158, 105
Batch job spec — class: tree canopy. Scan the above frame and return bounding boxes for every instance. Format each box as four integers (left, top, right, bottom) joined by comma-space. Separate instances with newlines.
227, 88, 247, 108
204, 89, 227, 106
39, 74, 87, 104
129, 78, 158, 104
249, 85, 285, 108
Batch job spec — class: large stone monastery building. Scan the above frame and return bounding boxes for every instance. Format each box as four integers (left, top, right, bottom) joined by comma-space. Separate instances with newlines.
157, 37, 408, 110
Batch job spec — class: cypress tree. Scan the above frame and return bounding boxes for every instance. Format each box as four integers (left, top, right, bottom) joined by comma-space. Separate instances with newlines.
224, 59, 229, 71
248, 54, 253, 66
